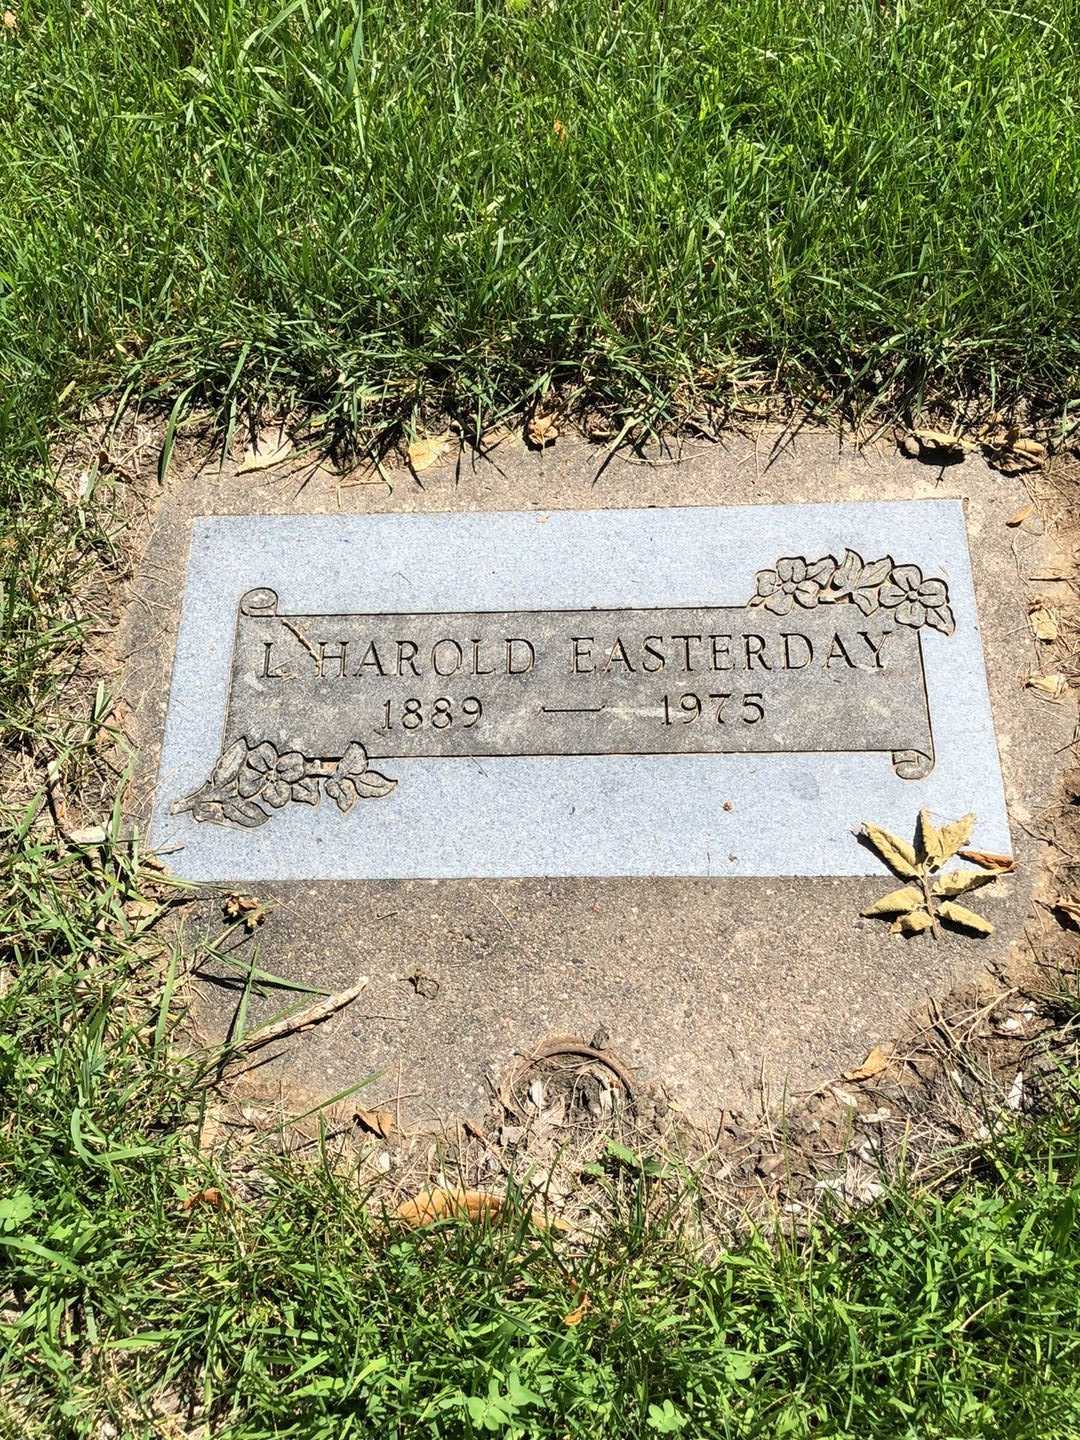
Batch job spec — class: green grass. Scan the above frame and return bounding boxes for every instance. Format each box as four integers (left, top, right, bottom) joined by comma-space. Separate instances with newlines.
3, 3, 1080, 1434
3, 0, 1080, 491
0, 806, 1078, 1438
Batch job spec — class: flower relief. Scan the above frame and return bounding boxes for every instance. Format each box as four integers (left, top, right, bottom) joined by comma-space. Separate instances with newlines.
173, 737, 397, 829
750, 549, 954, 635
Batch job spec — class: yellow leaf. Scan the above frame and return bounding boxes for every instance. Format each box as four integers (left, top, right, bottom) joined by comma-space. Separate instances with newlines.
1005, 503, 1035, 527
843, 1045, 892, 1082
958, 848, 1015, 873
1026, 672, 1067, 700
393, 1187, 569, 1232
894, 908, 934, 936
563, 1296, 591, 1326
912, 429, 967, 455
553, 118, 568, 141
861, 822, 919, 879
933, 868, 996, 898
938, 900, 993, 936
407, 435, 448, 472
2, 9, 16, 29
394, 1187, 503, 1227
938, 813, 976, 861
1013, 438, 1046, 459
1028, 605, 1059, 642
916, 809, 945, 867
862, 885, 923, 917
526, 413, 559, 448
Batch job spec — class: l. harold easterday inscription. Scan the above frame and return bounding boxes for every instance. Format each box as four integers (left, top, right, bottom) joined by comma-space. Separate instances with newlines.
153, 504, 1010, 879
176, 549, 951, 830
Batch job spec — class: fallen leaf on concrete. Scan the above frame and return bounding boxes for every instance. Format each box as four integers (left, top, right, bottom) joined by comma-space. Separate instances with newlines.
355, 1108, 395, 1140
1028, 605, 1059, 642
916, 808, 946, 867
1005, 503, 1035, 528
862, 812, 997, 938
563, 1296, 591, 1326
223, 893, 265, 930
239, 428, 294, 473
937, 900, 994, 935
938, 812, 976, 861
933, 868, 995, 898
843, 1045, 891, 1082
526, 413, 559, 449
958, 848, 1015, 872
900, 429, 968, 461
860, 822, 919, 878
182, 1187, 224, 1212
862, 886, 923, 918
895, 907, 934, 936
1026, 672, 1068, 700
407, 435, 448, 472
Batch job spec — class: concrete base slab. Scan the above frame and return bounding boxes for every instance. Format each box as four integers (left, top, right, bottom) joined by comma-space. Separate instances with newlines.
121, 429, 1069, 1126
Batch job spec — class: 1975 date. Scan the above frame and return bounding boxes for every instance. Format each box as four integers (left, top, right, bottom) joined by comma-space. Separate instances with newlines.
661, 691, 765, 725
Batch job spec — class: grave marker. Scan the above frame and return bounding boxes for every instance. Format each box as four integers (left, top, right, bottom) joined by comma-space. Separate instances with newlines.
151, 501, 1009, 879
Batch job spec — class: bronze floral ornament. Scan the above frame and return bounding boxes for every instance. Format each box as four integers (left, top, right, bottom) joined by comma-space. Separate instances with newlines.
750, 549, 954, 636
172, 737, 396, 829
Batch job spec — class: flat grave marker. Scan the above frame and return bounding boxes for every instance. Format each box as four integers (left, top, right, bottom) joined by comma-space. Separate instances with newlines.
151, 500, 1010, 879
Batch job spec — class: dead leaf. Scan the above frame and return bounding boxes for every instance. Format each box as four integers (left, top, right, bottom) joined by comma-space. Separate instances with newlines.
223, 892, 265, 931
407, 434, 448, 472
355, 1108, 395, 1140
862, 885, 923, 918
1028, 605, 1059, 642
933, 868, 996, 898
860, 822, 919, 878
1055, 899, 1080, 930
393, 1186, 570, 1232
903, 428, 968, 459
843, 1045, 892, 1082
1005, 503, 1035, 528
916, 808, 945, 868
553, 118, 568, 141
182, 1187, 224, 1212
1026, 672, 1068, 700
1013, 438, 1046, 459
938, 812, 976, 861
2, 9, 16, 29
563, 1296, 591, 1326
957, 848, 1015, 873
526, 413, 559, 449
938, 900, 994, 936
394, 1187, 505, 1227
238, 428, 294, 473
895, 908, 934, 936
